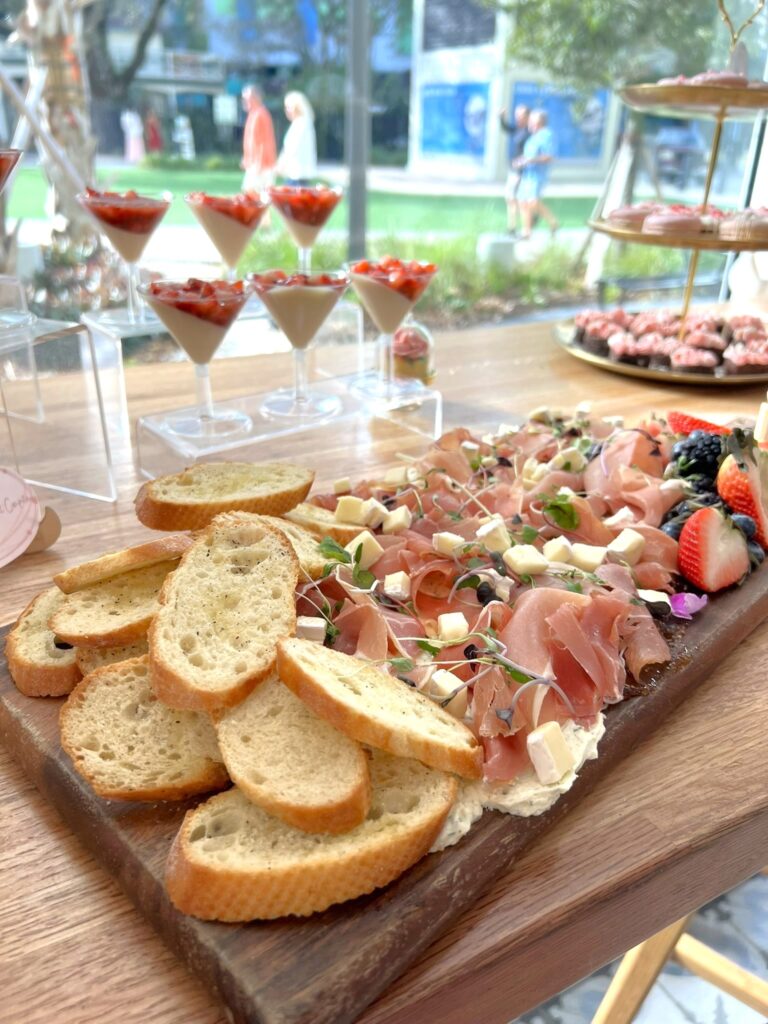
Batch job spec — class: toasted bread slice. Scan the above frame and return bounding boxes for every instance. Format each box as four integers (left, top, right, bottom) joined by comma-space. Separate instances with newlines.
5, 587, 81, 697
165, 749, 456, 920
49, 560, 178, 648
277, 638, 483, 780
261, 516, 327, 580
54, 535, 192, 594
215, 674, 370, 833
135, 462, 314, 532
149, 514, 299, 712
75, 640, 149, 676
283, 503, 363, 545
60, 656, 228, 801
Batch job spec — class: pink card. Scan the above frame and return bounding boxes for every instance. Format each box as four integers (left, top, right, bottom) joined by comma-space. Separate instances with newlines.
0, 468, 40, 569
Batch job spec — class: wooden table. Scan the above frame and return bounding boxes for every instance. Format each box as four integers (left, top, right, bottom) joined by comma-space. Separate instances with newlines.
2, 321, 768, 1024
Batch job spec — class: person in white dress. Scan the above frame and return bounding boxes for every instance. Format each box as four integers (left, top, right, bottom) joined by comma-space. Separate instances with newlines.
276, 91, 317, 184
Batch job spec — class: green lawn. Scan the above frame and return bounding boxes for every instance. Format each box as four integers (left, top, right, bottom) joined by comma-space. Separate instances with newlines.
7, 166, 594, 234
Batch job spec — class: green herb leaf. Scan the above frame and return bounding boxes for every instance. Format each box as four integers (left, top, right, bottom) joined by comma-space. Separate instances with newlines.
352, 564, 376, 589
457, 574, 481, 591
324, 622, 341, 646
539, 493, 580, 531
565, 581, 583, 593
389, 656, 415, 673
521, 525, 539, 543
467, 557, 487, 569
446, 510, 464, 522
416, 638, 441, 656
318, 537, 352, 564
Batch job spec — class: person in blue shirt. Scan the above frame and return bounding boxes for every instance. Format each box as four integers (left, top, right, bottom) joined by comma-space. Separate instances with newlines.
499, 104, 530, 234
515, 110, 559, 240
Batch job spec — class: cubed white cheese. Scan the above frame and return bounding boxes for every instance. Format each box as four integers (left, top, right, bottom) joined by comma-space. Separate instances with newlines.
557, 486, 576, 497
543, 535, 573, 563
503, 544, 549, 575
481, 432, 497, 446
493, 577, 512, 602
361, 497, 388, 529
383, 465, 409, 487
334, 495, 366, 525
575, 401, 592, 417
437, 612, 469, 643
497, 421, 519, 435
344, 531, 384, 571
333, 476, 351, 495
426, 668, 468, 718
460, 440, 480, 458
528, 406, 550, 423
603, 506, 636, 528
296, 616, 327, 643
481, 455, 497, 469
432, 531, 466, 556
382, 505, 412, 534
637, 588, 672, 612
549, 446, 587, 472
607, 528, 646, 566
383, 570, 411, 601
527, 721, 575, 785
755, 402, 768, 444
475, 518, 511, 553
570, 543, 607, 572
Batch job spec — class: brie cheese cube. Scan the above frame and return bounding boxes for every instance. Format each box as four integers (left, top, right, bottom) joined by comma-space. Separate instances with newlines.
528, 406, 550, 423
334, 495, 366, 525
543, 535, 573, 563
549, 446, 587, 472
481, 455, 497, 469
383, 570, 411, 601
333, 476, 351, 495
637, 588, 672, 612
607, 528, 646, 566
570, 543, 607, 572
383, 465, 409, 487
361, 497, 388, 529
432, 531, 465, 556
527, 721, 575, 785
497, 421, 518, 435
344, 531, 384, 571
575, 400, 592, 417
603, 506, 635, 528
503, 544, 549, 575
427, 668, 468, 718
755, 401, 768, 444
460, 440, 480, 458
437, 612, 469, 643
382, 505, 412, 534
476, 518, 511, 553
557, 485, 576, 497
296, 616, 327, 643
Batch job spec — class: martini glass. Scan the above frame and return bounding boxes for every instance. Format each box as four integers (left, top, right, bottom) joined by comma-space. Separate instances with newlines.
78, 188, 171, 327
185, 191, 269, 281
0, 150, 22, 196
267, 185, 342, 272
347, 258, 437, 401
249, 269, 349, 420
140, 278, 250, 438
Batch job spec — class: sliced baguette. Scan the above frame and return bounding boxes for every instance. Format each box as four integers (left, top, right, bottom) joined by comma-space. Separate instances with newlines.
150, 513, 299, 712
60, 656, 228, 801
76, 639, 149, 676
215, 674, 370, 833
5, 587, 81, 697
283, 503, 364, 545
54, 534, 192, 594
262, 516, 327, 580
49, 560, 178, 648
135, 462, 314, 532
277, 638, 483, 780
165, 749, 456, 920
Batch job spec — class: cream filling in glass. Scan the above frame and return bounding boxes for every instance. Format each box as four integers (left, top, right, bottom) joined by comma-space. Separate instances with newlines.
430, 715, 606, 852
277, 215, 323, 250
351, 274, 414, 334
189, 203, 257, 268
260, 285, 340, 350
145, 299, 230, 365
98, 221, 154, 263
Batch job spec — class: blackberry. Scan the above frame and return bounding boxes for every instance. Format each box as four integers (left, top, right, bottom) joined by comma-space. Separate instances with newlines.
671, 431, 724, 480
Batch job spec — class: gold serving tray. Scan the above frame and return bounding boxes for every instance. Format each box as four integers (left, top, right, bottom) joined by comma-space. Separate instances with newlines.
620, 83, 768, 120
589, 219, 768, 252
553, 321, 768, 387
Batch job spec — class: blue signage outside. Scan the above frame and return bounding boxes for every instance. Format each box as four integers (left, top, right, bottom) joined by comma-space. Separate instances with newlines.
421, 83, 489, 159
510, 82, 608, 160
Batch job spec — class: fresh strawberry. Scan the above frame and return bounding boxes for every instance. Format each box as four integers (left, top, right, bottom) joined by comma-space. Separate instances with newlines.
716, 451, 768, 547
666, 411, 730, 436
678, 507, 750, 592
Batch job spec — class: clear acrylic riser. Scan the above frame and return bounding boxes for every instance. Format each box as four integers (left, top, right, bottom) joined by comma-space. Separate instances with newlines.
136, 374, 443, 479
0, 318, 118, 502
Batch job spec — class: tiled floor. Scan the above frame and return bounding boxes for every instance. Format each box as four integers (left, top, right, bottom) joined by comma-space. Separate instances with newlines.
516, 873, 768, 1024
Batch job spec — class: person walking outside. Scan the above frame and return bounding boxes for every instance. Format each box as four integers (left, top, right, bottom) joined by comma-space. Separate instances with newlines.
499, 104, 529, 234
516, 109, 559, 240
276, 91, 317, 185
241, 85, 277, 192
145, 109, 163, 154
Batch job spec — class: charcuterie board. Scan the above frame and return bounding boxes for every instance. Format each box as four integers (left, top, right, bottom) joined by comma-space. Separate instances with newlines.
3, 566, 768, 1024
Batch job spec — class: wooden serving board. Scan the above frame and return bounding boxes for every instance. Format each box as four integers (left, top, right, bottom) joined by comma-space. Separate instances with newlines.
3, 571, 768, 1024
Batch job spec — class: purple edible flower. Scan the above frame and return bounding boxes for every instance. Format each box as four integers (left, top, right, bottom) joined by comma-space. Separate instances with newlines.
670, 592, 708, 620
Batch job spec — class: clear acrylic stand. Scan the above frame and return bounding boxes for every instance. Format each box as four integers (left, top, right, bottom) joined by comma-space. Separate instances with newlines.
0, 319, 117, 502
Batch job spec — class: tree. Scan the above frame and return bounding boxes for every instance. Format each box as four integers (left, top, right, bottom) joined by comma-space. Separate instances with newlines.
83, 0, 171, 101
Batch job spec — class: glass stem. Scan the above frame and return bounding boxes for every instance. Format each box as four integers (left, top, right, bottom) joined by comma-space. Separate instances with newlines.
127, 262, 143, 323
226, 263, 237, 284
298, 246, 311, 274
293, 348, 309, 406
195, 362, 215, 419
379, 331, 394, 398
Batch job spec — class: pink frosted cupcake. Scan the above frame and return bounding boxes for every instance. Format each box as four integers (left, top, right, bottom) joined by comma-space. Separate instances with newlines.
685, 329, 726, 352
671, 345, 719, 374
723, 314, 766, 342
608, 331, 649, 366
643, 209, 703, 235
731, 325, 767, 345
690, 70, 748, 87
723, 342, 768, 375
607, 203, 657, 229
641, 333, 678, 369
683, 312, 722, 335
719, 211, 768, 242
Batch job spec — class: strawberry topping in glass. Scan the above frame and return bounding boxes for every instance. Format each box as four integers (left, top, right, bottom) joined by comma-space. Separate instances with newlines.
186, 192, 268, 228
80, 187, 170, 234
146, 278, 248, 327
0, 150, 21, 194
267, 185, 341, 227
349, 257, 437, 302
249, 270, 348, 291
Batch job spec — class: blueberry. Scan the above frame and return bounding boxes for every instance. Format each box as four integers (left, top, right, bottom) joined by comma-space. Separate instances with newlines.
732, 514, 757, 540
689, 430, 706, 441
585, 442, 603, 462
464, 643, 480, 660
693, 492, 721, 507
661, 520, 684, 540
747, 540, 765, 566
496, 456, 512, 467
476, 581, 496, 605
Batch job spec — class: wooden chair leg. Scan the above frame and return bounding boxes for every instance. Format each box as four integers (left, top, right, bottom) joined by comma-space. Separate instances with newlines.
673, 933, 768, 1015
591, 917, 691, 1024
